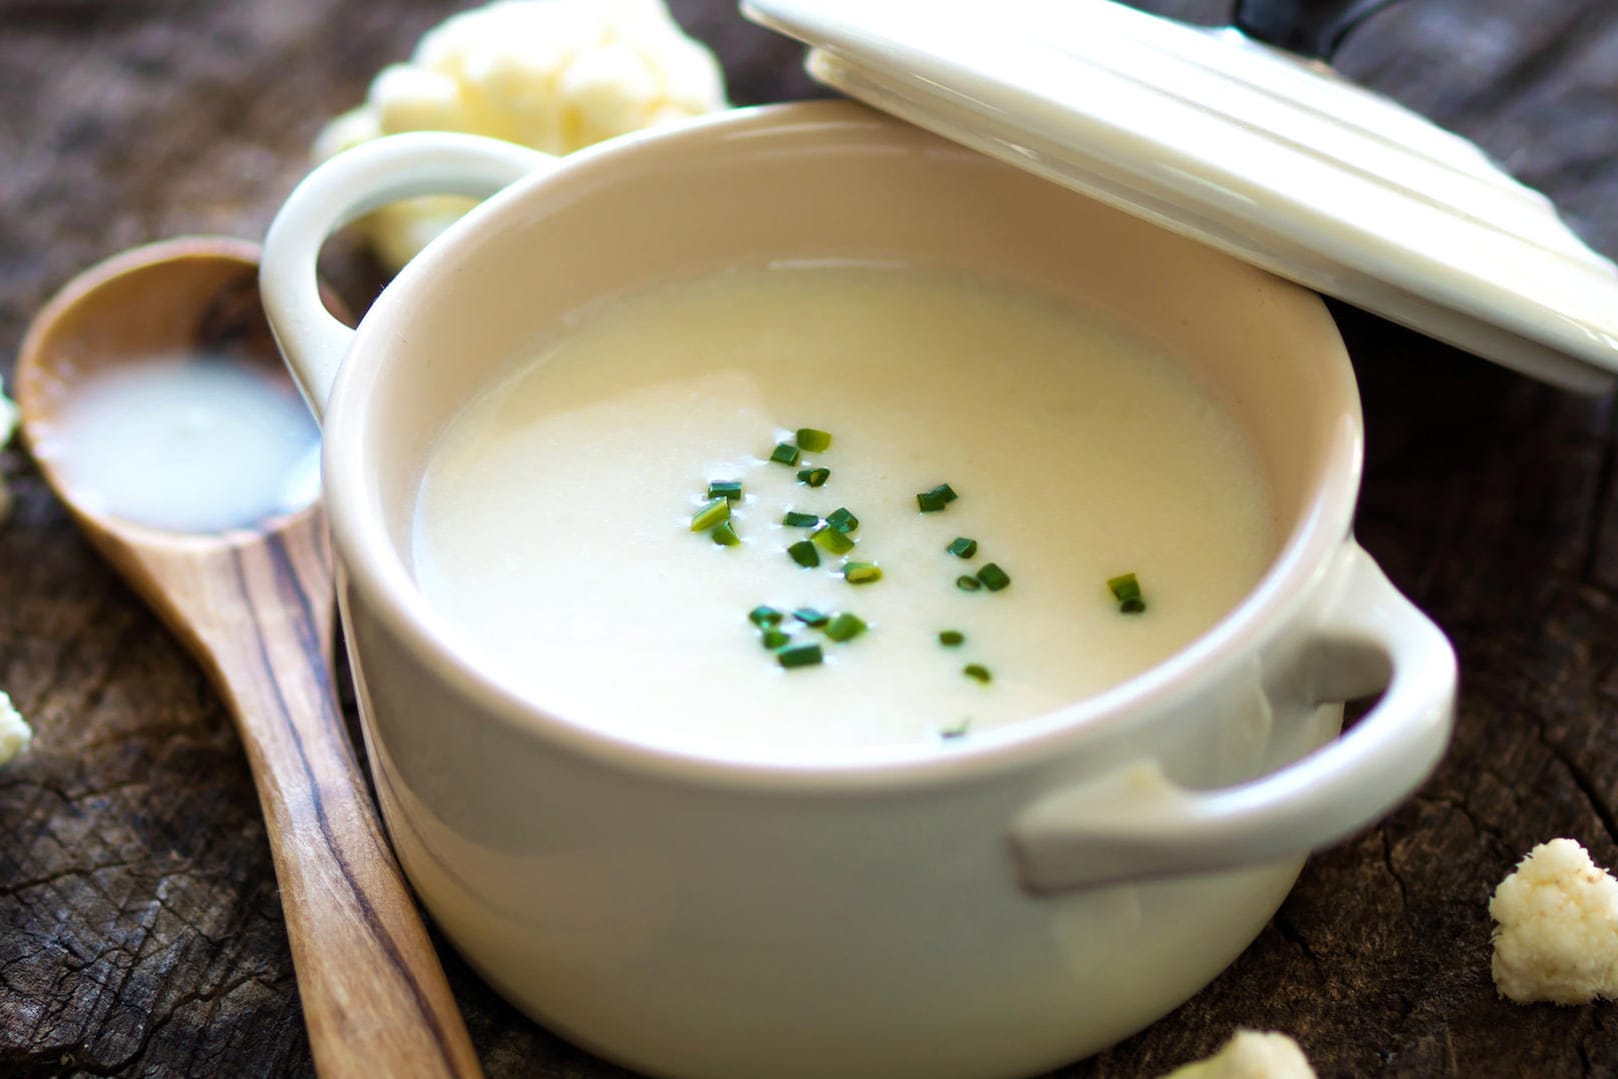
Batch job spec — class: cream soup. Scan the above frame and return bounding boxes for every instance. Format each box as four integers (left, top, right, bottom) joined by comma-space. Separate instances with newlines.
411, 265, 1274, 755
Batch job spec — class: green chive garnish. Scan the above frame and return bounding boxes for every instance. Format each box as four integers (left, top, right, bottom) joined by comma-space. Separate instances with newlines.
708, 480, 743, 501
956, 575, 982, 592
940, 718, 972, 740
690, 498, 730, 532
796, 428, 832, 452
788, 540, 820, 568
711, 520, 740, 546
824, 612, 867, 642
812, 526, 855, 556
749, 606, 783, 628
797, 467, 830, 487
782, 511, 819, 528
916, 483, 957, 512
826, 507, 859, 534
963, 663, 992, 684
977, 563, 1011, 592
770, 443, 801, 466
947, 537, 977, 559
794, 607, 829, 627
844, 562, 882, 584
939, 630, 965, 647
761, 627, 790, 650
1107, 572, 1147, 614
778, 643, 823, 669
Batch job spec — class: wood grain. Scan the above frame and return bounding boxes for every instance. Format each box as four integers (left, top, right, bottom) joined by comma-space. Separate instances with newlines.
77, 512, 479, 1079
1, 0, 1617, 1076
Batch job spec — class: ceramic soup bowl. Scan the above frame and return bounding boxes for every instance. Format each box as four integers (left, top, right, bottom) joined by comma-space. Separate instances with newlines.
261, 101, 1456, 1079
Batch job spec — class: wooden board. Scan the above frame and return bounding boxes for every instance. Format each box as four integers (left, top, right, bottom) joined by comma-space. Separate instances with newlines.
2, 0, 1617, 1075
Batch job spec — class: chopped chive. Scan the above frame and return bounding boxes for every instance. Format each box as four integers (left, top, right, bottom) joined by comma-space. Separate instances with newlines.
761, 627, 790, 650
916, 483, 957, 513
770, 443, 801, 466
794, 607, 829, 627
826, 507, 859, 534
977, 563, 1011, 592
711, 520, 740, 546
690, 498, 730, 532
938, 630, 965, 647
788, 540, 820, 568
824, 612, 868, 642
812, 525, 855, 556
782, 510, 819, 528
940, 718, 972, 740
749, 606, 783, 628
1107, 572, 1147, 614
795, 428, 832, 452
844, 561, 883, 585
707, 480, 743, 501
956, 575, 983, 592
797, 467, 830, 487
963, 663, 992, 684
778, 642, 823, 669
947, 537, 978, 559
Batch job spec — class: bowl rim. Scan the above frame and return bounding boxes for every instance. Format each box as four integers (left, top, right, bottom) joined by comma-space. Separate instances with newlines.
321, 100, 1365, 793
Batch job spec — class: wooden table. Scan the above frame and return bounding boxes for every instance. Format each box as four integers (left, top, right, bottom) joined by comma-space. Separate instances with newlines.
3, 1, 1616, 1075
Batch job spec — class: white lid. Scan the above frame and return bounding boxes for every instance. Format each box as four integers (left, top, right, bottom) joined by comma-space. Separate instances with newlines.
743, 0, 1618, 393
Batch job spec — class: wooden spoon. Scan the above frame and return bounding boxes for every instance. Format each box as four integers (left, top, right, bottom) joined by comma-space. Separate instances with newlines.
15, 237, 482, 1079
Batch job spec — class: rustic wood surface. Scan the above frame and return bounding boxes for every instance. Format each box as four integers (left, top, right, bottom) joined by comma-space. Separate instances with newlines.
1, 0, 1616, 1076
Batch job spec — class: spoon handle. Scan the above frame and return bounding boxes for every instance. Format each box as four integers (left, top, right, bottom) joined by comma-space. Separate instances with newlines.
181, 520, 482, 1079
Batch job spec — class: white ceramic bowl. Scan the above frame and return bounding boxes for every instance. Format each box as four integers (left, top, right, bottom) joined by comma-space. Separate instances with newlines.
261, 101, 1456, 1079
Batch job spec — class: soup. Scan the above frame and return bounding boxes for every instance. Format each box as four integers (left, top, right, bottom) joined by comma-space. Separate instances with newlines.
411, 264, 1274, 755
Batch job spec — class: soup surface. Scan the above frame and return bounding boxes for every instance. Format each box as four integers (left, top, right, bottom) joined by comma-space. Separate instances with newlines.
38, 352, 320, 533
412, 265, 1274, 757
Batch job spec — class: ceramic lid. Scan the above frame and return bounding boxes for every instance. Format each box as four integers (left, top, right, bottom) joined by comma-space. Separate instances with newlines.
742, 0, 1618, 393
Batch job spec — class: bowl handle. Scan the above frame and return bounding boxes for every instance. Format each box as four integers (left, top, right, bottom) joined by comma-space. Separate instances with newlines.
260, 132, 554, 421
1009, 542, 1456, 893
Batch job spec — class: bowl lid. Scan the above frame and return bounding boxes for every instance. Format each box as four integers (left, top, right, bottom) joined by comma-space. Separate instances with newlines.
742, 0, 1618, 393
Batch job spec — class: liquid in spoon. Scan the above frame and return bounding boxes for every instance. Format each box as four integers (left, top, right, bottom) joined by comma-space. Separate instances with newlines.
37, 351, 320, 533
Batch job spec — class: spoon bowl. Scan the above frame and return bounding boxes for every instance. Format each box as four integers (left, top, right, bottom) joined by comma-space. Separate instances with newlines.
16, 236, 481, 1079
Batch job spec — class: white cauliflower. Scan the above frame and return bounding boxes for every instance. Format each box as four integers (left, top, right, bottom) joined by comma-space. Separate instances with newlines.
0, 691, 31, 766
1160, 1030, 1317, 1079
0, 373, 16, 525
1490, 837, 1618, 1004
0, 390, 23, 766
314, 0, 729, 270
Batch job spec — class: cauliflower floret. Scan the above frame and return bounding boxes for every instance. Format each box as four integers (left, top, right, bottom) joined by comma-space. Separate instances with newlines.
1490, 837, 1618, 1004
313, 0, 729, 271
1160, 1030, 1317, 1079
0, 396, 29, 765
0, 692, 31, 766
0, 373, 17, 525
